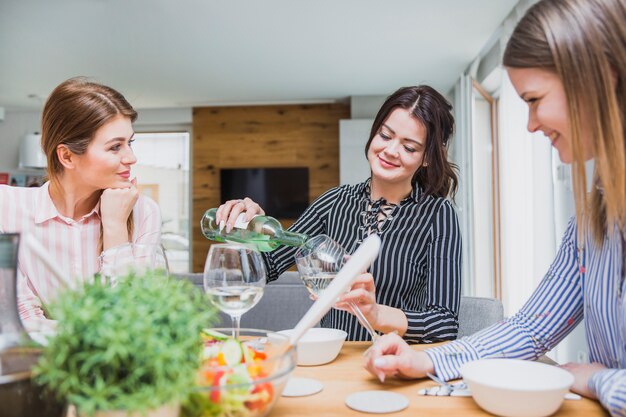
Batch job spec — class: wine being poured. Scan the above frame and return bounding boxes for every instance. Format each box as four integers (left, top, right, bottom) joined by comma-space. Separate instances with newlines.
295, 235, 379, 342
200, 208, 307, 252
301, 272, 336, 297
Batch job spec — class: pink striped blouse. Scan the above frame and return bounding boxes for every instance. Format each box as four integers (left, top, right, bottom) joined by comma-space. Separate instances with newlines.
0, 182, 161, 332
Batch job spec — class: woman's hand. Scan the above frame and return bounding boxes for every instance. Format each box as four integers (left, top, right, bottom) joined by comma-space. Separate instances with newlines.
336, 272, 408, 335
559, 362, 606, 399
364, 332, 434, 382
100, 178, 139, 249
336, 272, 380, 326
215, 197, 265, 233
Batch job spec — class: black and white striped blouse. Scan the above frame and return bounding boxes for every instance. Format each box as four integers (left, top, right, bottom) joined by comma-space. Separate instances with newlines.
263, 179, 462, 343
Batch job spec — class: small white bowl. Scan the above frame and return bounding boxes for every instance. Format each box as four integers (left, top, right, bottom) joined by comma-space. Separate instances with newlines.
460, 359, 574, 417
278, 328, 347, 366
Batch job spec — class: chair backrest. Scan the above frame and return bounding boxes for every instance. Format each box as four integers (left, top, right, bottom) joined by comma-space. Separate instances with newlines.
458, 296, 504, 338
174, 271, 313, 331
175, 272, 503, 338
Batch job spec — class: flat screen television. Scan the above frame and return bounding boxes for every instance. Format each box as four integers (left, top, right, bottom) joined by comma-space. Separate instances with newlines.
220, 167, 309, 219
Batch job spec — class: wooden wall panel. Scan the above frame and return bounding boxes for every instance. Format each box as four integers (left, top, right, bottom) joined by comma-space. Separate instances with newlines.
192, 103, 350, 272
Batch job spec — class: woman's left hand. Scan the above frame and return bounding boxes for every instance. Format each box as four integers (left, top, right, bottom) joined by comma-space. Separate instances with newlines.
559, 362, 606, 399
100, 178, 139, 225
336, 272, 379, 327
100, 178, 139, 249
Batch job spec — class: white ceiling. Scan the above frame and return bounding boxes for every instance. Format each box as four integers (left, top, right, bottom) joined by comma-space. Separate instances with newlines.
0, 0, 517, 110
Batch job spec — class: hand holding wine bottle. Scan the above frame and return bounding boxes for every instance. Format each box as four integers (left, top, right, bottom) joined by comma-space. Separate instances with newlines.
205, 198, 382, 341
215, 198, 265, 233
201, 201, 308, 252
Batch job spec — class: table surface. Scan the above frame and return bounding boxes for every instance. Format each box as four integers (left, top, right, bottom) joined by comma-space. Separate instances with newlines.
272, 342, 609, 417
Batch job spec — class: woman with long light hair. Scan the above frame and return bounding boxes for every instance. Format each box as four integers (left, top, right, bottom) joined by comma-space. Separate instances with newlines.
364, 0, 626, 414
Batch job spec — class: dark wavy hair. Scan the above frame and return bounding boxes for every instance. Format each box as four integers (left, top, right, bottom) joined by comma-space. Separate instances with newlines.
364, 85, 458, 198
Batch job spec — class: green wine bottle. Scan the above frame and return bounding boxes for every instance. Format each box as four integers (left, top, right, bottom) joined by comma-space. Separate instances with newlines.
200, 208, 308, 252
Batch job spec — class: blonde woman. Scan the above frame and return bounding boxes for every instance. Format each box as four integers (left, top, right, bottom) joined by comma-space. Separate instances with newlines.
0, 77, 161, 332
364, 0, 626, 414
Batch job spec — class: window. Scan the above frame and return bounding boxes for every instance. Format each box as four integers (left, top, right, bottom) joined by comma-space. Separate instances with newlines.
132, 132, 190, 273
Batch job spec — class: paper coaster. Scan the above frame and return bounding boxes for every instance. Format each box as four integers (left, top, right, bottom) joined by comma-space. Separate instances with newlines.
282, 377, 324, 397
345, 390, 409, 414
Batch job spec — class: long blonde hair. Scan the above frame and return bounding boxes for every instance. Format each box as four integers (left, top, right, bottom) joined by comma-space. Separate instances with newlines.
41, 77, 138, 251
503, 0, 626, 245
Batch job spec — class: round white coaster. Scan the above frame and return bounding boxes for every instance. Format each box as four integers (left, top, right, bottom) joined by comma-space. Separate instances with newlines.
345, 390, 409, 414
282, 377, 324, 397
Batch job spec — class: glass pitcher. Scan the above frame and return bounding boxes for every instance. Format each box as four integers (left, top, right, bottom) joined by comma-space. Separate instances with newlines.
0, 233, 65, 417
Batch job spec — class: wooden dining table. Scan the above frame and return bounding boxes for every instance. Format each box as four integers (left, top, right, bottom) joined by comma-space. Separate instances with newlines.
272, 342, 608, 417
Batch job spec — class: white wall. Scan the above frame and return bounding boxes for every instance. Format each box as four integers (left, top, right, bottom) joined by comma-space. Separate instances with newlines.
339, 119, 371, 185
338, 96, 386, 185
350, 95, 386, 119
0, 109, 42, 170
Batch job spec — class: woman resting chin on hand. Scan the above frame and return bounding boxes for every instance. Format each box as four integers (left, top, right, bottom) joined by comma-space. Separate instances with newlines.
0, 77, 161, 332
100, 178, 140, 250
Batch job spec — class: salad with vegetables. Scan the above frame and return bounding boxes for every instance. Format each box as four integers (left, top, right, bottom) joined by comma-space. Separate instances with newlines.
182, 329, 277, 417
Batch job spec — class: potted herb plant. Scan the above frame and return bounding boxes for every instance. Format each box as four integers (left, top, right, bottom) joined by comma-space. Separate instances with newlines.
35, 270, 215, 417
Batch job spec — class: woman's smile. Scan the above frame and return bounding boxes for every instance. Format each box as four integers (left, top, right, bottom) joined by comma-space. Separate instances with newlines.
377, 155, 400, 168
117, 170, 131, 179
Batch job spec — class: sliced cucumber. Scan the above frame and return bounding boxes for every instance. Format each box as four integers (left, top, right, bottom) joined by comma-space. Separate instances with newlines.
201, 328, 229, 341
242, 343, 254, 363
221, 338, 243, 365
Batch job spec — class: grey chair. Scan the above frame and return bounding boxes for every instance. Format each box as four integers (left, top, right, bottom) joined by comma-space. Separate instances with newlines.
174, 271, 313, 331
174, 272, 504, 337
458, 296, 504, 338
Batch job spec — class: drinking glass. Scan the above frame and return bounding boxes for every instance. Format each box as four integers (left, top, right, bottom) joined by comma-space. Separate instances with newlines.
102, 243, 169, 283
203, 243, 266, 338
295, 235, 379, 341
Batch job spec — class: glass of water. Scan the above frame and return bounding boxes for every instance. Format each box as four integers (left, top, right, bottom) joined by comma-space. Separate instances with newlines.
295, 235, 347, 297
295, 234, 379, 342
203, 243, 266, 338
102, 243, 169, 284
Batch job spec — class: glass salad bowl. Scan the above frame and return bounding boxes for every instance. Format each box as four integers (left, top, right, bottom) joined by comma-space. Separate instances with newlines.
182, 328, 296, 417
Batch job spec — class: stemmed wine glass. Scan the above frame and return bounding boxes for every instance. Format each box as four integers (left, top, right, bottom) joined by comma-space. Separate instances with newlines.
103, 243, 169, 284
203, 243, 266, 338
295, 235, 379, 341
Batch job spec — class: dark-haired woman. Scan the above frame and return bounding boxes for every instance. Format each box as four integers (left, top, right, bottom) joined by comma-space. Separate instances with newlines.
216, 85, 462, 342
0, 77, 161, 332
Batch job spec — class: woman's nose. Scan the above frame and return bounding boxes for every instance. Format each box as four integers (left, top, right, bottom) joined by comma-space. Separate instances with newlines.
527, 109, 540, 133
123, 148, 137, 165
383, 140, 400, 156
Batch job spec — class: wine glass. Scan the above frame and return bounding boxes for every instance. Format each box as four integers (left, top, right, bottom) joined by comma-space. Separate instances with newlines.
102, 243, 169, 284
203, 243, 266, 338
295, 235, 379, 341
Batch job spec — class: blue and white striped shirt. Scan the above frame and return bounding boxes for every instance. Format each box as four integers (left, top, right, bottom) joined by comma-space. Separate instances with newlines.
263, 179, 462, 342
426, 217, 626, 416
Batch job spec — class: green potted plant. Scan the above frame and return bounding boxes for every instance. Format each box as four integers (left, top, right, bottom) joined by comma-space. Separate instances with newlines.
35, 270, 215, 417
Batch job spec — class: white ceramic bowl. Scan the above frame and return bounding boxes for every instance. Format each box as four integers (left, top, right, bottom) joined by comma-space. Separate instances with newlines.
460, 359, 574, 417
278, 328, 347, 366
